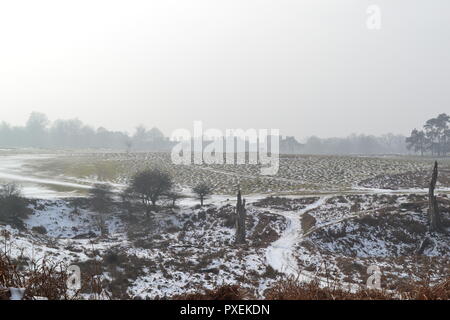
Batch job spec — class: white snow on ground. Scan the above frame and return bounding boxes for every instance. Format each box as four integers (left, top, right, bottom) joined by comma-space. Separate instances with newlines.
265, 196, 329, 279
1, 196, 288, 299
24, 200, 124, 238
0, 154, 93, 198
2, 190, 448, 297
1, 152, 449, 298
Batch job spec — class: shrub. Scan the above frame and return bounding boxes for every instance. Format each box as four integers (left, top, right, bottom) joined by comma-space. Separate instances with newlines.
172, 285, 248, 300
31, 226, 47, 235
0, 254, 70, 300
0, 183, 31, 229
192, 182, 212, 207
129, 168, 173, 215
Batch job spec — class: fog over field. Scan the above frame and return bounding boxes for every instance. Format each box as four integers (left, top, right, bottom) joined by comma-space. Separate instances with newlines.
1, 1, 450, 138
0, 1, 449, 304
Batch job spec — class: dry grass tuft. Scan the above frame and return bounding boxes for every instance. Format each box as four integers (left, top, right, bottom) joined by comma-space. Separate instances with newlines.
266, 277, 450, 300
172, 285, 249, 300
0, 253, 69, 300
0, 253, 104, 300
170, 277, 450, 301
264, 278, 394, 300
400, 278, 450, 300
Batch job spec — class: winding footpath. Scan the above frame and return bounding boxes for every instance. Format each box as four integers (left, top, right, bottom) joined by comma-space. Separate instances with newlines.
265, 196, 330, 280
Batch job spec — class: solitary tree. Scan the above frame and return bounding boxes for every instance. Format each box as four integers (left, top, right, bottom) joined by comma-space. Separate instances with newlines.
130, 168, 173, 216
193, 183, 212, 206
164, 191, 183, 208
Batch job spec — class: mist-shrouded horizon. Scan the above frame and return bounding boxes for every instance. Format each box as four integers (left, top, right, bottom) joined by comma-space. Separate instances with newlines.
1, 0, 449, 138
1, 1, 450, 303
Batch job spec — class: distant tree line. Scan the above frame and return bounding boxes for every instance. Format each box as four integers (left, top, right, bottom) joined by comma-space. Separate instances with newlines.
300, 133, 407, 155
0, 112, 305, 154
0, 112, 173, 151
0, 111, 414, 155
406, 113, 450, 157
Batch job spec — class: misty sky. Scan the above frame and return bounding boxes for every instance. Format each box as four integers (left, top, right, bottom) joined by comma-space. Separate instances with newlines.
0, 0, 449, 139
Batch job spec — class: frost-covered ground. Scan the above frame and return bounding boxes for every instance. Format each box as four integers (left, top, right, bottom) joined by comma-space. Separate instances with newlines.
1, 198, 287, 299
19, 152, 450, 195
1, 151, 449, 298
294, 194, 450, 289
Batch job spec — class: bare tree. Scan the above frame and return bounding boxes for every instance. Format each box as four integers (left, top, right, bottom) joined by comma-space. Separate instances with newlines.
166, 191, 184, 207
192, 183, 212, 207
129, 168, 173, 216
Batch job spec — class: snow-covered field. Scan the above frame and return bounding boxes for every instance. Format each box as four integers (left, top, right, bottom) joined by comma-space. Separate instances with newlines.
1, 198, 287, 298
17, 152, 450, 195
0, 151, 449, 299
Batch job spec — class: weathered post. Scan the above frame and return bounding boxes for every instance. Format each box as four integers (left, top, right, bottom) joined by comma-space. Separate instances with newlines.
235, 189, 247, 244
428, 161, 443, 232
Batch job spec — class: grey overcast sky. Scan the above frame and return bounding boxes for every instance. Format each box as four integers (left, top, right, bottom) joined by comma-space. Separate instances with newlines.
0, 0, 449, 138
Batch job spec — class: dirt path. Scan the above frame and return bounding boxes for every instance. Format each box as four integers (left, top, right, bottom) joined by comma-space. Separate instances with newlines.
265, 196, 330, 279
263, 194, 426, 289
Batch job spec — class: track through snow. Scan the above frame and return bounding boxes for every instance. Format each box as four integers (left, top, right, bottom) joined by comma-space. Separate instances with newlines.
265, 196, 330, 279
263, 195, 411, 291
